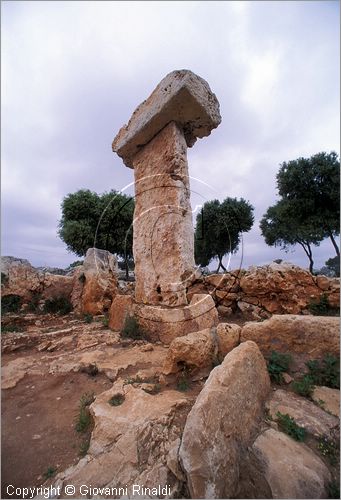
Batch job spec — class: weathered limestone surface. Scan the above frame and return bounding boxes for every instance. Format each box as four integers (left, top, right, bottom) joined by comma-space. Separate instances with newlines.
241, 314, 340, 357
132, 122, 196, 307
266, 389, 339, 439
179, 341, 270, 498
112, 70, 220, 341
112, 69, 221, 168
74, 248, 118, 315
50, 381, 190, 498
108, 294, 133, 331
252, 428, 331, 499
312, 386, 340, 417
134, 294, 218, 344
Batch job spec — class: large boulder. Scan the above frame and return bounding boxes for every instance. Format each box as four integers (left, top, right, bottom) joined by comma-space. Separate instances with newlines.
312, 386, 340, 417
72, 248, 118, 315
252, 428, 331, 499
241, 314, 340, 358
1, 256, 73, 304
162, 323, 241, 375
179, 341, 270, 498
108, 294, 133, 331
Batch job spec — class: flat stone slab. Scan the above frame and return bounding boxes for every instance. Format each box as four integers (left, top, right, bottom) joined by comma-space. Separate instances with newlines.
112, 69, 221, 168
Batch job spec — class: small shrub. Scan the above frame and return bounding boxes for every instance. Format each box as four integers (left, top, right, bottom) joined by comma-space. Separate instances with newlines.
1, 294, 22, 314
292, 375, 315, 398
79, 437, 90, 457
43, 297, 73, 315
75, 392, 95, 433
318, 436, 338, 465
79, 273, 86, 283
108, 394, 125, 406
276, 412, 306, 441
308, 294, 332, 316
124, 375, 144, 385
43, 466, 56, 479
121, 315, 144, 340
27, 292, 42, 313
177, 368, 190, 392
328, 480, 340, 499
1, 323, 23, 333
83, 313, 93, 323
306, 355, 340, 389
267, 351, 292, 384
102, 316, 109, 328
1, 272, 8, 286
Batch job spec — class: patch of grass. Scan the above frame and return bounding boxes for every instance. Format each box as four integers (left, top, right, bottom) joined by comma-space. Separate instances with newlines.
306, 355, 340, 389
267, 351, 292, 384
43, 466, 56, 479
328, 480, 340, 499
79, 437, 90, 457
108, 394, 125, 406
43, 297, 73, 315
308, 293, 338, 316
121, 315, 145, 340
102, 316, 109, 328
1, 323, 23, 333
177, 369, 190, 392
124, 375, 144, 385
83, 313, 93, 323
317, 436, 338, 465
292, 375, 315, 398
75, 392, 95, 433
1, 294, 22, 313
276, 412, 306, 441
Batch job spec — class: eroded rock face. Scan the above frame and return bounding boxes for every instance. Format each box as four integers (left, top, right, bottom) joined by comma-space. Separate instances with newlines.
112, 69, 221, 168
108, 294, 133, 331
73, 248, 118, 315
134, 294, 218, 344
132, 122, 196, 307
253, 428, 331, 499
52, 380, 191, 498
312, 386, 340, 417
241, 314, 340, 357
187, 261, 340, 316
266, 389, 339, 439
1, 256, 73, 304
179, 341, 270, 499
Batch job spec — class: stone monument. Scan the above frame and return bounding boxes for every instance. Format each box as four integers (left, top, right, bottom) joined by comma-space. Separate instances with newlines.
112, 70, 221, 343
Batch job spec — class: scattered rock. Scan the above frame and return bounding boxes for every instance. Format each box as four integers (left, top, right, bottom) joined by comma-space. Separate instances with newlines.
179, 341, 270, 499
108, 294, 133, 331
252, 428, 331, 499
282, 372, 293, 384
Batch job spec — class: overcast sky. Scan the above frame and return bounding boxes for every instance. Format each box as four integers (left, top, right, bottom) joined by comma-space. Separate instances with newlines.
2, 0, 340, 271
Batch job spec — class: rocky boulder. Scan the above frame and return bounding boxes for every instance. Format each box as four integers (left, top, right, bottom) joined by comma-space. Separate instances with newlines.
179, 341, 270, 498
312, 386, 340, 417
241, 314, 340, 358
71, 248, 118, 315
252, 428, 331, 499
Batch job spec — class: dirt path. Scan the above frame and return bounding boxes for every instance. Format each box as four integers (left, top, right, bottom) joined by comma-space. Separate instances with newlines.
1, 372, 112, 499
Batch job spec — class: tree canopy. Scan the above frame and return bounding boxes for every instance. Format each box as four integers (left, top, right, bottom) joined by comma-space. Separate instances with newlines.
260, 151, 340, 272
194, 197, 254, 272
58, 189, 134, 273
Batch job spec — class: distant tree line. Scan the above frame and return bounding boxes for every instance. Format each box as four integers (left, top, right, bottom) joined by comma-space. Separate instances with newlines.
58, 151, 340, 276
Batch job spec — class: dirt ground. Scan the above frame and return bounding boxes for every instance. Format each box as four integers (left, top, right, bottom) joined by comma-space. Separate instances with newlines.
1, 371, 112, 499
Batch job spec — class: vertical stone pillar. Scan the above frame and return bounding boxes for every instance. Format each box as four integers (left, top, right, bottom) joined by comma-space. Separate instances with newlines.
112, 70, 221, 343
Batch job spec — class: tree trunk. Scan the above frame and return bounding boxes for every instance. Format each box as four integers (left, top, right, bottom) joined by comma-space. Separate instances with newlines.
328, 231, 340, 258
299, 241, 314, 274
125, 256, 129, 280
216, 255, 227, 273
